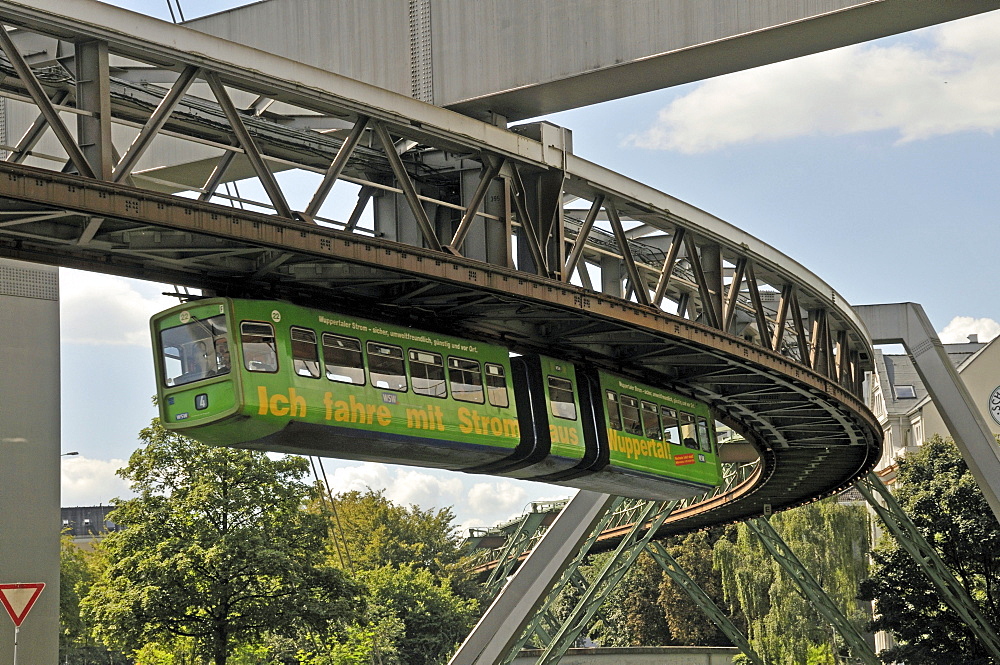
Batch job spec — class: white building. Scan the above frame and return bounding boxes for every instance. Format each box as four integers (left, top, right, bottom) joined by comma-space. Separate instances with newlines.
868, 334, 1000, 477
865, 332, 1000, 657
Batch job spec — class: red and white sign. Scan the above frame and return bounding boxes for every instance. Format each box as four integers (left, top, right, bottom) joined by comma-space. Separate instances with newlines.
0, 584, 44, 627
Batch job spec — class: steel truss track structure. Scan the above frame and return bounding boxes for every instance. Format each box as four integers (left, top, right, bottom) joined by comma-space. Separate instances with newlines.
0, 0, 880, 532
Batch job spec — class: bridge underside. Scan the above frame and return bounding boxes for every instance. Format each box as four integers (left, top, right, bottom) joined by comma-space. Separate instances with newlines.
0, 0, 881, 535
0, 161, 878, 535
181, 0, 1000, 121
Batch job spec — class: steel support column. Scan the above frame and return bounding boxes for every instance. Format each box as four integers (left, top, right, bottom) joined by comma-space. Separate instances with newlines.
448, 491, 615, 665
855, 472, 1000, 659
856, 303, 1000, 522
646, 541, 765, 665
746, 517, 878, 665
481, 510, 553, 598
74, 40, 113, 180
495, 497, 630, 660
530, 500, 676, 665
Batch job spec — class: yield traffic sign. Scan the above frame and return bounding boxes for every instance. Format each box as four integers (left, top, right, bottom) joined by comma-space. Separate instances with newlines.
0, 584, 44, 627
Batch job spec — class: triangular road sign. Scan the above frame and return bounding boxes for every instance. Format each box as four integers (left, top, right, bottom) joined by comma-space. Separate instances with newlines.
0, 583, 45, 627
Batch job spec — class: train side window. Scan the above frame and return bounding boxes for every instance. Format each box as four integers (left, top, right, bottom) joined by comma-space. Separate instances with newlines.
410, 350, 447, 398
241, 322, 278, 373
547, 376, 577, 420
291, 327, 321, 378
606, 391, 622, 431
485, 363, 509, 408
641, 401, 662, 440
697, 417, 714, 454
661, 407, 680, 444
619, 395, 642, 435
322, 334, 365, 385
367, 342, 407, 392
679, 411, 699, 449
449, 357, 485, 404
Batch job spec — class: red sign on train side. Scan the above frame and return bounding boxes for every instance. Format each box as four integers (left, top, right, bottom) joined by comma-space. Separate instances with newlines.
0, 583, 45, 627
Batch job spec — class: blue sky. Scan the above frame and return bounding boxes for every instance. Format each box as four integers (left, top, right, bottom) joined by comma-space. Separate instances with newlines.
59, 2, 1000, 528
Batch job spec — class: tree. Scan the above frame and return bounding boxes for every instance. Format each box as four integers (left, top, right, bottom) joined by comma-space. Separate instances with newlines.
859, 435, 1000, 664
82, 420, 360, 665
659, 529, 741, 646
361, 563, 479, 665
307, 490, 481, 665
582, 550, 673, 647
324, 489, 470, 578
714, 498, 870, 664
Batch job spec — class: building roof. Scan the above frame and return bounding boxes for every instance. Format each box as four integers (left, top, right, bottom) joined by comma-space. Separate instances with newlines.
61, 505, 118, 538
873, 336, 988, 418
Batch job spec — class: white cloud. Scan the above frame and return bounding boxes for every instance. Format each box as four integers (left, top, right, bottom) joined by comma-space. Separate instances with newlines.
629, 11, 1000, 153
937, 316, 1000, 344
60, 269, 178, 346
61, 456, 132, 506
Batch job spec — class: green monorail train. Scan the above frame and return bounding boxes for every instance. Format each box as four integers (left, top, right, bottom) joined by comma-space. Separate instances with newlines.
151, 298, 722, 500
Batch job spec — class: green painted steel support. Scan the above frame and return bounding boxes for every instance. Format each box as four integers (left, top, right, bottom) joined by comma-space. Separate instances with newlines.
528, 500, 678, 665
483, 511, 551, 597
856, 472, 1000, 659
646, 541, 765, 665
498, 497, 630, 660
746, 516, 879, 665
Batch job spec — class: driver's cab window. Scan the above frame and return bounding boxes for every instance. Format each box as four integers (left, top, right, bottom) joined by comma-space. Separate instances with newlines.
159, 314, 229, 386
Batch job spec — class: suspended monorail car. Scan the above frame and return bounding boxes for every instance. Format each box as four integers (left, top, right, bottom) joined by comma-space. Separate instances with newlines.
150, 298, 723, 500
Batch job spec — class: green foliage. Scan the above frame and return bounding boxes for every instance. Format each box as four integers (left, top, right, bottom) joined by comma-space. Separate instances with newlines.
60, 534, 91, 648
585, 550, 673, 647
360, 563, 479, 665
325, 489, 470, 579
298, 617, 404, 665
858, 435, 1000, 664
659, 529, 740, 646
60, 536, 123, 664
714, 498, 870, 664
82, 420, 360, 665
133, 641, 183, 665
299, 489, 480, 665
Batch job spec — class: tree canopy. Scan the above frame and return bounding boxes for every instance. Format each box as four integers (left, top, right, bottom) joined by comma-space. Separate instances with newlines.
715, 497, 870, 664
859, 435, 1000, 664
304, 489, 481, 665
82, 421, 359, 665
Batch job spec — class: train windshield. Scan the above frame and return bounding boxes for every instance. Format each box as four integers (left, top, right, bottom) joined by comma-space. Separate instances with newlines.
159, 314, 230, 387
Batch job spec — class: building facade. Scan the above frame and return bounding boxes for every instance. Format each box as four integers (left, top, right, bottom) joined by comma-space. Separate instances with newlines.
868, 334, 1000, 476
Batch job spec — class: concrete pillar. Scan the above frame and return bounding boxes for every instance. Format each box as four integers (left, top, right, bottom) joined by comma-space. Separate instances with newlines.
0, 258, 60, 664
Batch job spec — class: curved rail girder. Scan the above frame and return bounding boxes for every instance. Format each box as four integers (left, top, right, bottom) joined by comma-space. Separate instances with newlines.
0, 0, 882, 532
0, 163, 881, 533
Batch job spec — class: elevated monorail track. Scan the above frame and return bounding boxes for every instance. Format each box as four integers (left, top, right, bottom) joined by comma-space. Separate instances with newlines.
0, 0, 881, 536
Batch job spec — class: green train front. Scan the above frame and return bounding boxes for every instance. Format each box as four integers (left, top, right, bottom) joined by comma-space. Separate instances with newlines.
151, 298, 722, 500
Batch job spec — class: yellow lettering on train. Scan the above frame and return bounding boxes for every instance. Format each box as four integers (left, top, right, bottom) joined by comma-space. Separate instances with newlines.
458, 408, 474, 434
549, 424, 582, 447
405, 405, 445, 431
257, 386, 306, 418
606, 428, 671, 461
321, 393, 394, 426
407, 407, 430, 430
457, 407, 519, 438
377, 405, 392, 427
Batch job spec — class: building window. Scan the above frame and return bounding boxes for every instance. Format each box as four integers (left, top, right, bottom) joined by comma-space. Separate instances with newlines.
894, 384, 916, 399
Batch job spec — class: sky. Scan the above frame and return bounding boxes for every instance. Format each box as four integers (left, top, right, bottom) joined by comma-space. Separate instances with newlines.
58, 1, 1000, 530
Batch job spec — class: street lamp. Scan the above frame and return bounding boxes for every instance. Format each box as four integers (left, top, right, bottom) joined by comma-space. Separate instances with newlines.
60, 451, 79, 457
